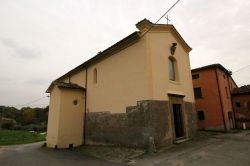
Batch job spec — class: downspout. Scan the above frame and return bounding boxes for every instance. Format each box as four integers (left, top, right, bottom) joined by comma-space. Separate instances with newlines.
83, 67, 88, 145
226, 74, 236, 129
215, 68, 227, 131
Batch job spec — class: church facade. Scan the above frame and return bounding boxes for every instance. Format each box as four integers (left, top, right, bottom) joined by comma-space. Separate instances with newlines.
46, 19, 197, 149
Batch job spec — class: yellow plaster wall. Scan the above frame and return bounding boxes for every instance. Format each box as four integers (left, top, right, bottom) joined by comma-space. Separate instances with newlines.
47, 86, 85, 148
46, 86, 61, 148
58, 29, 194, 115
62, 77, 70, 83
86, 37, 152, 113
148, 31, 194, 103
57, 88, 85, 148
70, 70, 86, 87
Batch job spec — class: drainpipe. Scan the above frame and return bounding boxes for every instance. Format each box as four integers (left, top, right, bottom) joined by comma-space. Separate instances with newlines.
215, 68, 227, 131
226, 74, 236, 129
83, 67, 88, 145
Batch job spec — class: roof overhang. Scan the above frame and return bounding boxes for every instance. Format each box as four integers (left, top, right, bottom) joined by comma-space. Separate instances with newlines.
136, 19, 192, 53
191, 64, 232, 75
46, 82, 86, 93
232, 85, 250, 96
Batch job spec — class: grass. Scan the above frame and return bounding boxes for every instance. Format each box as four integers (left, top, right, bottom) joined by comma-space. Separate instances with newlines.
0, 130, 46, 145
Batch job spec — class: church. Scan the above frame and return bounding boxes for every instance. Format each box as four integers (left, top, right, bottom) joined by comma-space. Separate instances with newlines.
46, 19, 197, 149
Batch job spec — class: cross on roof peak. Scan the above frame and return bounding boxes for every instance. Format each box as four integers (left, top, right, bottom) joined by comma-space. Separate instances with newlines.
165, 15, 170, 24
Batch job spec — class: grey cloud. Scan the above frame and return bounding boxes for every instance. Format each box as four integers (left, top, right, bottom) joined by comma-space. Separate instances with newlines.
0, 0, 249, 107
0, 37, 41, 59
25, 77, 51, 86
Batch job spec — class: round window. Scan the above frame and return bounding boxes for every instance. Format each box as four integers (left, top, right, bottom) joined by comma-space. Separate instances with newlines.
73, 99, 78, 106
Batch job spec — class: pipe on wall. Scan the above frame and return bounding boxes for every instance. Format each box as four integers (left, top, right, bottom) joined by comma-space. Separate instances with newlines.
226, 74, 237, 129
215, 68, 227, 131
83, 67, 88, 145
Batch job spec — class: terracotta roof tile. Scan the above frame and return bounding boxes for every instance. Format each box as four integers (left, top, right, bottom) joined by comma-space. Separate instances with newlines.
232, 85, 250, 95
192, 64, 232, 75
56, 82, 85, 91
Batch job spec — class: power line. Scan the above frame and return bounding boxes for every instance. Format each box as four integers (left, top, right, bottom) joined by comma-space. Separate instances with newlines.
233, 64, 250, 74
2, 95, 49, 107
154, 0, 180, 25
23, 96, 49, 106
141, 0, 181, 38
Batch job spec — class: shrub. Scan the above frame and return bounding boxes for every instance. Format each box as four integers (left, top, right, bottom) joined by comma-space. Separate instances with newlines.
11, 124, 25, 130
24, 124, 46, 132
1, 122, 14, 130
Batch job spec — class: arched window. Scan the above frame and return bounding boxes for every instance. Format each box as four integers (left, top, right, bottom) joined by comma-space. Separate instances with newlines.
93, 68, 97, 84
169, 57, 176, 81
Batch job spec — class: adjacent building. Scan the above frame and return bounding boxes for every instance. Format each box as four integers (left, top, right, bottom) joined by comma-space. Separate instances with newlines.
192, 64, 237, 131
46, 19, 197, 149
232, 85, 250, 129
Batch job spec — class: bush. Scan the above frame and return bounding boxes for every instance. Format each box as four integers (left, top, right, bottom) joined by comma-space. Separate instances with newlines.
1, 122, 14, 130
24, 124, 46, 132
11, 124, 25, 130
1, 123, 47, 132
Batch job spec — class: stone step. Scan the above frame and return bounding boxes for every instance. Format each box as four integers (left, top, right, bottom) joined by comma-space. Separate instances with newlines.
174, 137, 191, 144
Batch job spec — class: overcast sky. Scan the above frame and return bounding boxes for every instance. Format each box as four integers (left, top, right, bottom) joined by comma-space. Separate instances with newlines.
0, 0, 250, 108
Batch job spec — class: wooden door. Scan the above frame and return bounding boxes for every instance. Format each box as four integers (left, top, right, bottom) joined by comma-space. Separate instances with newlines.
173, 104, 184, 138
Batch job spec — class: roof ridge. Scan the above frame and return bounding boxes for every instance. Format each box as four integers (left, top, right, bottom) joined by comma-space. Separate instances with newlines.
192, 63, 232, 75
232, 85, 250, 94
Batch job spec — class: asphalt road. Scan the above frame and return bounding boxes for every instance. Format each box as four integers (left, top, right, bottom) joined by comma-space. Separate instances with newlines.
1, 131, 250, 166
0, 142, 124, 166
132, 131, 250, 166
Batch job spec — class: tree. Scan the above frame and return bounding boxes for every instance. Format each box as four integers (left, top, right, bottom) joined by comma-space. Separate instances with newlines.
21, 108, 35, 125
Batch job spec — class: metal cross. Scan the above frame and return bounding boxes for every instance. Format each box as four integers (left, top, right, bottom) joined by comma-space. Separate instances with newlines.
165, 15, 170, 24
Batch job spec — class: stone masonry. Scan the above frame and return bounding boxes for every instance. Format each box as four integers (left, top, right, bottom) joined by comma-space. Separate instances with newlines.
85, 100, 197, 149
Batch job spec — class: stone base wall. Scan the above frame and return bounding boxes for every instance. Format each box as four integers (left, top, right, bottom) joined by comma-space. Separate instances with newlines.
185, 102, 198, 137
85, 100, 197, 149
86, 100, 171, 149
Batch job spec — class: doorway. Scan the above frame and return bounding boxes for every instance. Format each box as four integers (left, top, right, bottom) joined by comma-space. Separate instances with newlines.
228, 112, 234, 129
173, 104, 184, 138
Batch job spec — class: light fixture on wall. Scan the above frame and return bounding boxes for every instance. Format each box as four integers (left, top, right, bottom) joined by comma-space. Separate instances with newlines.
170, 43, 177, 55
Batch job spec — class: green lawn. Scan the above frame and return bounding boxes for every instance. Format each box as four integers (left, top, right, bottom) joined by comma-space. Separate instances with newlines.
0, 130, 46, 145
